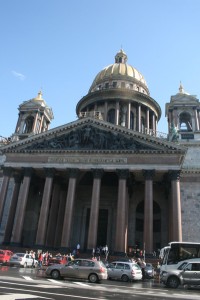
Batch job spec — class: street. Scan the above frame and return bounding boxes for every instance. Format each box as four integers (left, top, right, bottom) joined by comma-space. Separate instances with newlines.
0, 265, 200, 300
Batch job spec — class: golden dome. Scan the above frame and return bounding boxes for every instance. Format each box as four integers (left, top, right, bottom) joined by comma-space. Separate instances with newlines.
89, 49, 149, 95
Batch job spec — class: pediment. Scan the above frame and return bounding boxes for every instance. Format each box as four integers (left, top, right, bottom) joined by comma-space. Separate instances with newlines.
1, 118, 185, 153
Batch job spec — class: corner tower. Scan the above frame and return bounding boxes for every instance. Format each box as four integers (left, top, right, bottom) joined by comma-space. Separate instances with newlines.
76, 49, 161, 134
12, 91, 54, 141
166, 83, 200, 141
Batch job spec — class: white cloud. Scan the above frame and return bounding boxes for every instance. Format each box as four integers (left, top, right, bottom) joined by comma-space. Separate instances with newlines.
12, 70, 26, 81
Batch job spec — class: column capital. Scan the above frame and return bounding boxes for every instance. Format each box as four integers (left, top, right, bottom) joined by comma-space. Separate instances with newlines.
44, 168, 55, 178
22, 167, 33, 177
13, 173, 22, 184
143, 169, 155, 180
169, 170, 181, 181
68, 168, 79, 178
117, 169, 129, 179
2, 167, 12, 176
92, 169, 104, 179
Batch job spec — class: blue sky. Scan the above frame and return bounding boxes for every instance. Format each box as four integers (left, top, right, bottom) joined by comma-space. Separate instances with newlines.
1, 0, 200, 138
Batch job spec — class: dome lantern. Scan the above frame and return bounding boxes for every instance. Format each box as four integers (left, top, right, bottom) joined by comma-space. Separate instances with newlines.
115, 49, 128, 64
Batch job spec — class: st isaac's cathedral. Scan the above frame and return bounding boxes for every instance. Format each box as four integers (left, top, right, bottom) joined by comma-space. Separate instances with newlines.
0, 49, 200, 254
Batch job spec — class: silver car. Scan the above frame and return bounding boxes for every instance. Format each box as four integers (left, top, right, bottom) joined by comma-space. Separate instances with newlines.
107, 261, 142, 282
45, 258, 108, 283
161, 261, 200, 288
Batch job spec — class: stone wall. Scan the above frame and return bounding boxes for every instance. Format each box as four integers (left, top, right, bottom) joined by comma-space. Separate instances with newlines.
181, 181, 200, 242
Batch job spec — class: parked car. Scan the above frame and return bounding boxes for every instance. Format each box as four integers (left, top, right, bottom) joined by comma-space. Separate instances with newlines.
45, 258, 107, 283
9, 253, 38, 268
144, 263, 154, 279
161, 261, 200, 288
0, 249, 13, 264
107, 261, 142, 282
48, 255, 67, 266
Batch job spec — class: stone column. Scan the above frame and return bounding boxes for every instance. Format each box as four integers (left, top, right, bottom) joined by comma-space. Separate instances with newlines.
87, 169, 103, 250
45, 181, 60, 247
54, 189, 67, 248
194, 108, 199, 131
152, 113, 156, 133
35, 168, 55, 247
127, 102, 131, 129
104, 102, 108, 121
169, 171, 182, 241
146, 108, 149, 133
115, 101, 120, 125
39, 114, 44, 132
61, 169, 79, 248
0, 167, 12, 223
115, 169, 129, 253
11, 168, 32, 245
3, 173, 22, 244
143, 170, 155, 254
137, 104, 141, 132
32, 112, 39, 133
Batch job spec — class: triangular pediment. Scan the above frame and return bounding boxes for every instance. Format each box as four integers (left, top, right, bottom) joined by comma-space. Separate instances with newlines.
1, 118, 185, 154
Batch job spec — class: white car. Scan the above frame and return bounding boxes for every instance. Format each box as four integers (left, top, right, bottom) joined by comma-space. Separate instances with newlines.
9, 253, 38, 267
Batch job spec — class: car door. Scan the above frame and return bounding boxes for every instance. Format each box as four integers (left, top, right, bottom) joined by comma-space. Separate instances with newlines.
107, 262, 117, 278
114, 263, 125, 279
79, 260, 95, 279
183, 263, 200, 285
61, 260, 81, 278
25, 254, 31, 266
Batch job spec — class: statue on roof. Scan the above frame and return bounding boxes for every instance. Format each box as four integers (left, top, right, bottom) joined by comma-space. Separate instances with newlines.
169, 122, 179, 142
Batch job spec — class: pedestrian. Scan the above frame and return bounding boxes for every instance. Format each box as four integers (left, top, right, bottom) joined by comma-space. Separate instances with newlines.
140, 259, 146, 280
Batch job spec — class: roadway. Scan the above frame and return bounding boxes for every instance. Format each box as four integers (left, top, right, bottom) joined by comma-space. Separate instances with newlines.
0, 265, 200, 300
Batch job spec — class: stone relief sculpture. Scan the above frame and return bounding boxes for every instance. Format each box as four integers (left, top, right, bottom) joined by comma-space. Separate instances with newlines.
26, 125, 155, 151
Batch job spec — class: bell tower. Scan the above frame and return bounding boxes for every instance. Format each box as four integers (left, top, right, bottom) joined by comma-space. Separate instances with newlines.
166, 83, 200, 142
12, 91, 54, 141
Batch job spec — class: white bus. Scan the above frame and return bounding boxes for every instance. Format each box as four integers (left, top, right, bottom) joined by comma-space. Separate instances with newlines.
160, 242, 200, 272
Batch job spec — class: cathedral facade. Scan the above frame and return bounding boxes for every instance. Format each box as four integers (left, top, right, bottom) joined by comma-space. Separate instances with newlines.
0, 50, 200, 254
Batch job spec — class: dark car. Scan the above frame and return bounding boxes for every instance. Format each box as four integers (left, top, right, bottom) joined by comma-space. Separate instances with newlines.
144, 263, 154, 279
48, 255, 67, 266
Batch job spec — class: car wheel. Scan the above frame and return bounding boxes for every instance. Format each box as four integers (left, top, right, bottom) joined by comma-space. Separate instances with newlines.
88, 273, 98, 283
167, 276, 179, 288
121, 274, 129, 282
51, 270, 60, 280
24, 262, 27, 268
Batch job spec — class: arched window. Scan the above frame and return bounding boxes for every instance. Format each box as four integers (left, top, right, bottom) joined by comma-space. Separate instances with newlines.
23, 116, 34, 133
107, 109, 115, 124
179, 112, 192, 131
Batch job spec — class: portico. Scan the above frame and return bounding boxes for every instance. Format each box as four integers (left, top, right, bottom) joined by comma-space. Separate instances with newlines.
0, 118, 185, 253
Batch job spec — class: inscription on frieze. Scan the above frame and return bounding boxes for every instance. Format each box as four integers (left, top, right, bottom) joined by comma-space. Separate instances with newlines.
48, 157, 128, 164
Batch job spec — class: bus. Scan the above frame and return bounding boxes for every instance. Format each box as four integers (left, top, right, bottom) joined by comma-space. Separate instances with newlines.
160, 242, 200, 272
